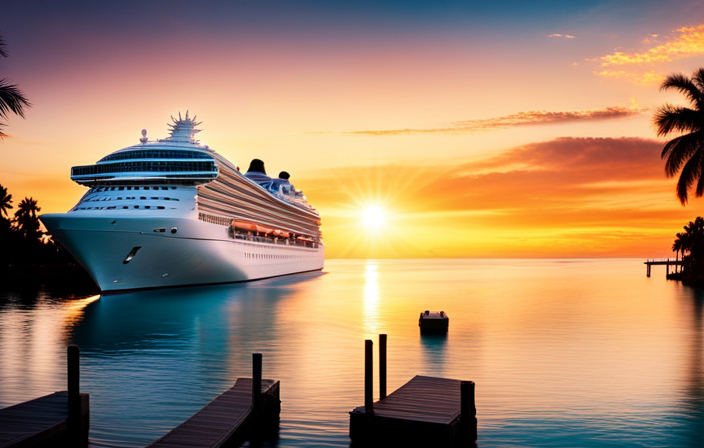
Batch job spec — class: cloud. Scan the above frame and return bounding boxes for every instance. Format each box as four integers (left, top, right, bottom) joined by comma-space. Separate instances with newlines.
548, 33, 575, 39
596, 25, 704, 85
594, 69, 665, 86
601, 25, 704, 66
304, 137, 690, 257
333, 106, 645, 136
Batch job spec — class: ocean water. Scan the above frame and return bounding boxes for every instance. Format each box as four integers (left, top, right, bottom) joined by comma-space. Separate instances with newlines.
0, 259, 702, 447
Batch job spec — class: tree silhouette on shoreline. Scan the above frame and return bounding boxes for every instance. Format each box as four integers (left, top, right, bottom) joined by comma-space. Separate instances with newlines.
654, 68, 704, 205
0, 185, 94, 288
0, 184, 12, 219
0, 33, 31, 139
14, 196, 41, 240
672, 217, 704, 284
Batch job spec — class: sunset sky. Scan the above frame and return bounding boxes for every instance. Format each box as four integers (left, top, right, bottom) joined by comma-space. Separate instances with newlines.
3, 0, 704, 258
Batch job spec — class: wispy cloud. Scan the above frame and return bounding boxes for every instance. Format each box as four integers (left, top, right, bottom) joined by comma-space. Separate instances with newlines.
594, 69, 665, 86
596, 25, 704, 85
548, 33, 575, 39
601, 25, 704, 66
331, 106, 645, 136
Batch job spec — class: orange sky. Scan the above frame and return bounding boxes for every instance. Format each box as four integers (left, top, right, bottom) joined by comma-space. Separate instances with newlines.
3, 2, 704, 258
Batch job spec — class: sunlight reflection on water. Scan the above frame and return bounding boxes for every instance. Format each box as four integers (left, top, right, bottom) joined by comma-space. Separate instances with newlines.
0, 259, 702, 447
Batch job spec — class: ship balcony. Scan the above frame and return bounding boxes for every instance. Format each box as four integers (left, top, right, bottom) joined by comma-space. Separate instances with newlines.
71, 161, 218, 185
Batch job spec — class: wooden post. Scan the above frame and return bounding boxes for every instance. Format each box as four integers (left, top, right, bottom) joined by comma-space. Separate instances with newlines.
252, 353, 262, 420
67, 345, 80, 435
379, 334, 387, 400
647, 263, 651, 277
460, 381, 477, 441
365, 339, 373, 414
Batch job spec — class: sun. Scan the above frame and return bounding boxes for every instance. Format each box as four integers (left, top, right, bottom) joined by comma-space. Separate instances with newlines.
362, 205, 385, 231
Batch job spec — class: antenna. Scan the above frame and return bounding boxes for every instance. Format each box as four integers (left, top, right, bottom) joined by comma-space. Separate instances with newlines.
140, 129, 148, 144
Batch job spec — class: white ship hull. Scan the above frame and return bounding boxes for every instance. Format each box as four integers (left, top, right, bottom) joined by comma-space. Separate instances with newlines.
41, 214, 324, 292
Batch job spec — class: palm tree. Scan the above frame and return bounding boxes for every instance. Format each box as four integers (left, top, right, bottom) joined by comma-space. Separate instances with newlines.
673, 232, 684, 265
654, 68, 704, 205
0, 183, 12, 219
0, 33, 30, 139
14, 196, 41, 240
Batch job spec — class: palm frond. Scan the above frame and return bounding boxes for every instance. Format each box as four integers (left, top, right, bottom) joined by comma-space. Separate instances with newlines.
676, 149, 704, 204
0, 34, 7, 58
653, 104, 703, 137
693, 68, 704, 93
662, 133, 704, 177
661, 73, 704, 109
0, 79, 31, 120
696, 155, 704, 197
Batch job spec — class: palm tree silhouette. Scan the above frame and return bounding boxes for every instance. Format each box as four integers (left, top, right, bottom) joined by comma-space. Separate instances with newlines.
14, 197, 41, 240
673, 232, 684, 265
672, 217, 704, 280
0, 33, 30, 139
0, 184, 12, 219
654, 68, 704, 205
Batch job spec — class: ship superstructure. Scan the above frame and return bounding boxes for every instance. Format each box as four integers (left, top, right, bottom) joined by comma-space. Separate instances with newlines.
40, 113, 324, 291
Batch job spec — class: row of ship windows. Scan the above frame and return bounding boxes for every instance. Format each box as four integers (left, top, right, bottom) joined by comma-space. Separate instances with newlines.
74, 205, 174, 211
84, 197, 181, 202
244, 253, 315, 260
99, 150, 212, 162
72, 161, 216, 176
92, 186, 177, 192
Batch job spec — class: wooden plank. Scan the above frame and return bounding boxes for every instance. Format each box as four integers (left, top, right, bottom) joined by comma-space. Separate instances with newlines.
0, 392, 69, 448
644, 260, 683, 265
147, 378, 276, 448
349, 375, 469, 447
354, 376, 461, 425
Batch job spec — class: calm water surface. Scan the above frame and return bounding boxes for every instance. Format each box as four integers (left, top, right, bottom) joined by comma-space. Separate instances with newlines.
0, 259, 702, 447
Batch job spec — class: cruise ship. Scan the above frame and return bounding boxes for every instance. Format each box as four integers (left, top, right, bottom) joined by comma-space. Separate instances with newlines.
40, 112, 324, 292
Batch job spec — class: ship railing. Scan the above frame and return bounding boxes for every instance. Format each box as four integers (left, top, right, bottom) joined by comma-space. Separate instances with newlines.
229, 230, 318, 249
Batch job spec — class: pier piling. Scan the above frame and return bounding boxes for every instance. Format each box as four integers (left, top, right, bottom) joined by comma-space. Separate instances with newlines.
460, 380, 477, 441
365, 339, 374, 415
252, 353, 263, 420
67, 345, 80, 436
379, 334, 387, 400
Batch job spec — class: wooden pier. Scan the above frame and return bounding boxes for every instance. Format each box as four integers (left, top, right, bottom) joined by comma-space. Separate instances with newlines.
349, 336, 476, 447
0, 346, 89, 448
644, 258, 683, 277
147, 354, 280, 448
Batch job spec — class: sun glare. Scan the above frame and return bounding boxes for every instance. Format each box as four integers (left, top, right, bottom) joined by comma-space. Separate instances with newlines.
362, 206, 385, 231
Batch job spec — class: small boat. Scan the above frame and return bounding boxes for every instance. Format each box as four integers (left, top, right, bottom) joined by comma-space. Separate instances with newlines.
418, 310, 449, 334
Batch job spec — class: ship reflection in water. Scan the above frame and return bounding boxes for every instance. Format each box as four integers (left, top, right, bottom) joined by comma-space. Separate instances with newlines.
0, 259, 703, 447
